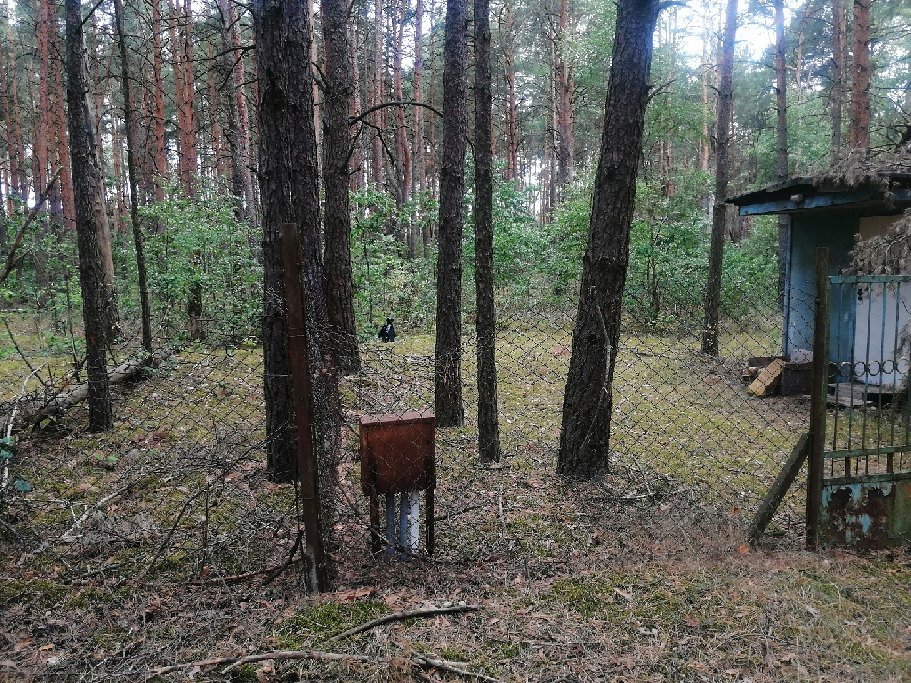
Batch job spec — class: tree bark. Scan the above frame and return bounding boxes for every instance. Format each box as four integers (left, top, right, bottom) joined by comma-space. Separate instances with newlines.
775, 0, 789, 300
371, 0, 385, 188
254, 0, 340, 549
830, 0, 845, 158
413, 0, 425, 199
473, 0, 500, 463
113, 0, 152, 351
151, 0, 166, 200
434, 0, 468, 428
48, 13, 75, 230
502, 1, 518, 183
700, 37, 711, 173
1, 9, 23, 206
65, 0, 113, 431
35, 0, 51, 209
700, 0, 737, 357
349, 16, 365, 192
207, 43, 226, 184
219, 0, 256, 222
393, 0, 412, 252
217, 0, 249, 217
181, 0, 198, 193
6, 16, 25, 204
554, 0, 574, 196
848, 0, 871, 150
321, 0, 361, 375
557, 0, 662, 477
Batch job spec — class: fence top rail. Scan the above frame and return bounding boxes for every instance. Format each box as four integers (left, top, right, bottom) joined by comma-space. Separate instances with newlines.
830, 275, 911, 285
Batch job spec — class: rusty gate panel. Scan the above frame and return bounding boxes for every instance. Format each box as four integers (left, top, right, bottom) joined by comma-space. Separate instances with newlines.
821, 474, 911, 550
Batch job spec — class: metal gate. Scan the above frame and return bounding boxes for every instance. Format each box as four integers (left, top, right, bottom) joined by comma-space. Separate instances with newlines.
807, 250, 911, 549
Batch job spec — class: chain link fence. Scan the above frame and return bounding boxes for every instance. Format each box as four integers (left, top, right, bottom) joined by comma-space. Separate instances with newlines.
0, 268, 820, 572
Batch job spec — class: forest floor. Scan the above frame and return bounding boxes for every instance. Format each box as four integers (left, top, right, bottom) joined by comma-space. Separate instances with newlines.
1, 317, 910, 682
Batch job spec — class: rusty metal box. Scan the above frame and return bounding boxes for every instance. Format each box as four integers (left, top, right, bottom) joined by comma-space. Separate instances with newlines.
360, 411, 435, 495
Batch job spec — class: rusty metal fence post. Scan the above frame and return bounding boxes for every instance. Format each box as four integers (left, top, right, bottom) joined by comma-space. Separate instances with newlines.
806, 247, 829, 550
280, 222, 329, 592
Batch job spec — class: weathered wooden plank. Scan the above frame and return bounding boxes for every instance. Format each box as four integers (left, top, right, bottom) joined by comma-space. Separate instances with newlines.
748, 432, 810, 546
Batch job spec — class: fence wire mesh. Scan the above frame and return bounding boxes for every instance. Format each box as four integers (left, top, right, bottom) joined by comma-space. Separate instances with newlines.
0, 272, 824, 570
8, 265, 908, 678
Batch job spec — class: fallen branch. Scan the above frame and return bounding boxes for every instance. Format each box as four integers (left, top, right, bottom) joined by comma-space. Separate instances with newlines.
3, 319, 49, 389
329, 604, 482, 642
413, 654, 502, 683
1, 347, 172, 433
60, 482, 134, 543
189, 558, 304, 587
144, 648, 502, 682
146, 649, 375, 678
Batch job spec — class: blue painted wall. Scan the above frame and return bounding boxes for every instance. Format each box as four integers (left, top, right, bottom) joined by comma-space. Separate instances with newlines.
785, 215, 856, 360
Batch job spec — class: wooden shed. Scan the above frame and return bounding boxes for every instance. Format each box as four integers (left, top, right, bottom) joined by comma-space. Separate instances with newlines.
729, 172, 911, 389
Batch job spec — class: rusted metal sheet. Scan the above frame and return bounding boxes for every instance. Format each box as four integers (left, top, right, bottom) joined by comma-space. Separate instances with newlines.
821, 474, 911, 550
360, 411, 436, 556
360, 411, 435, 494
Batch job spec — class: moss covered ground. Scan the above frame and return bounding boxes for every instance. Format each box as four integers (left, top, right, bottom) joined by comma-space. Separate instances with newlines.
0, 319, 909, 681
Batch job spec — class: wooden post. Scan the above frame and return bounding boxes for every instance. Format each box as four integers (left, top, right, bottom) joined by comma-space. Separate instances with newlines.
806, 247, 829, 550
281, 222, 329, 592
748, 432, 809, 546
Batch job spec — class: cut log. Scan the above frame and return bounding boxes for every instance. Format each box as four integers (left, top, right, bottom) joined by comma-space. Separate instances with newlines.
2, 347, 173, 432
748, 358, 786, 397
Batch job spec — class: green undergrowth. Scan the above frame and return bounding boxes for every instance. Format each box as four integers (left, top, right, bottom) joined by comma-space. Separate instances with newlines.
275, 599, 389, 647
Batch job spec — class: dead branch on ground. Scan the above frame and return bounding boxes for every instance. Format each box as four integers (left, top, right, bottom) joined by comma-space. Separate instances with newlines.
329, 604, 482, 642
144, 648, 502, 682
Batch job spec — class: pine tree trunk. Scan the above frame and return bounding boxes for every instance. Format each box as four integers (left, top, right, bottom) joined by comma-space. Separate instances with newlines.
65, 0, 113, 432
308, 0, 320, 179
555, 0, 574, 196
218, 24, 248, 216
371, 0, 384, 188
848, 0, 871, 150
219, 0, 256, 223
434, 0, 468, 428
427, 32, 438, 202
257, 2, 296, 483
1, 9, 23, 207
255, 0, 340, 514
0, 26, 12, 215
775, 0, 789, 300
207, 44, 225, 184
111, 97, 126, 229
7, 16, 25, 204
151, 0, 166, 200
349, 17, 365, 192
503, 1, 518, 183
48, 16, 75, 230
413, 0, 425, 201
35, 0, 51, 208
830, 0, 844, 157
321, 0, 361, 375
473, 0, 500, 463
557, 0, 662, 477
700, 38, 711, 173
113, 0, 152, 351
701, 0, 737, 357
169, 0, 186, 189
393, 0, 412, 236
181, 0, 198, 193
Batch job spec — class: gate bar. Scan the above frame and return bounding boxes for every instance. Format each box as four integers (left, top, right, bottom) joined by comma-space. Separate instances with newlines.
806, 247, 829, 550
